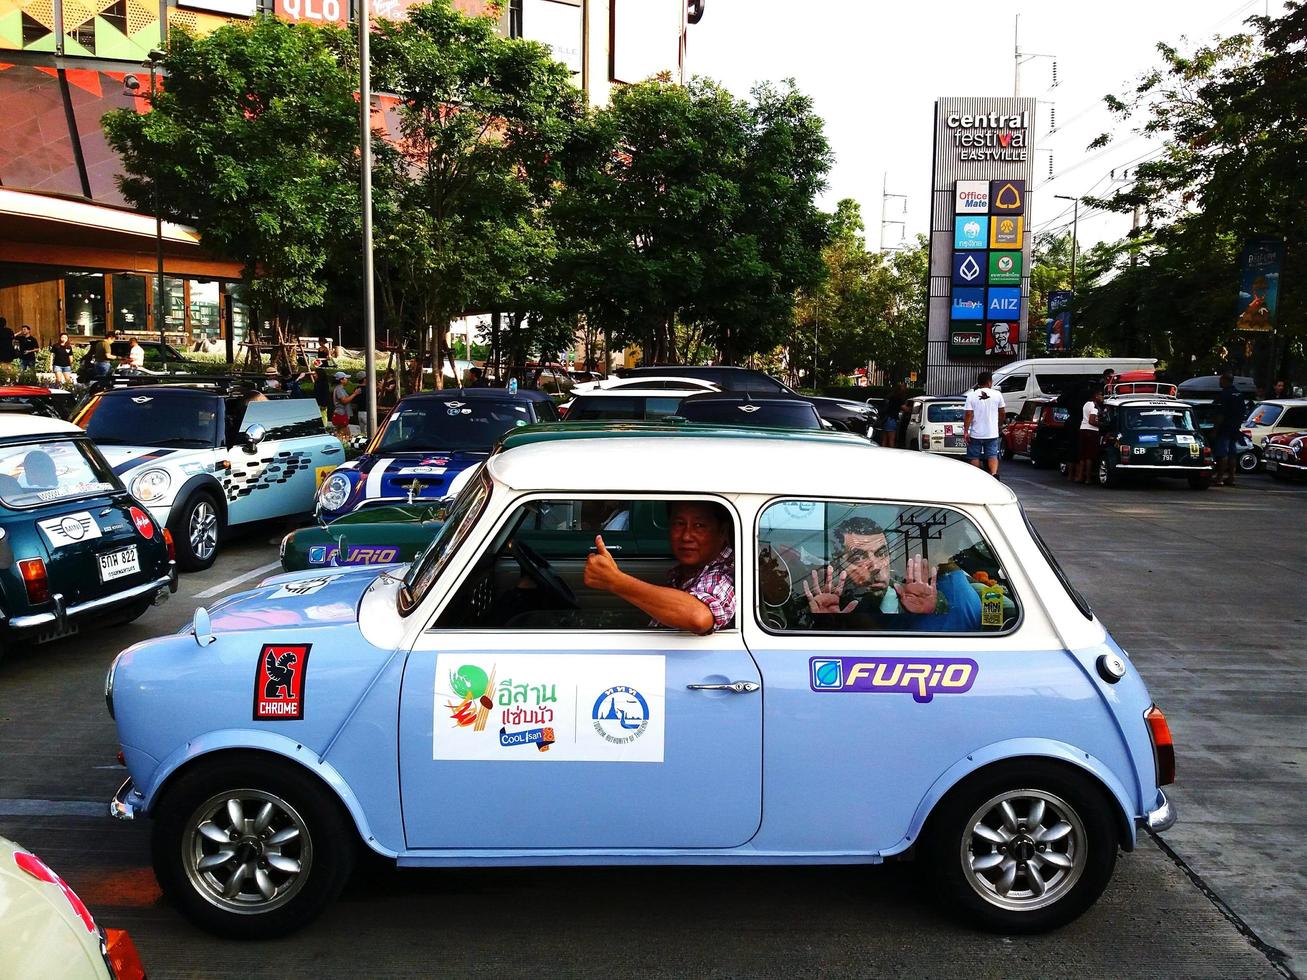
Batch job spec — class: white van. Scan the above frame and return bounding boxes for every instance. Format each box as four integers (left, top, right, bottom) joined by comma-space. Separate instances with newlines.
991, 357, 1157, 418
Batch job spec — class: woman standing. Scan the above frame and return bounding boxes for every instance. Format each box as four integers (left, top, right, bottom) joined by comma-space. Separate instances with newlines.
51, 332, 75, 386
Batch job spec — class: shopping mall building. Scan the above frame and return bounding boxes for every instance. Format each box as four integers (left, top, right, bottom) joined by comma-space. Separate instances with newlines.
0, 0, 695, 355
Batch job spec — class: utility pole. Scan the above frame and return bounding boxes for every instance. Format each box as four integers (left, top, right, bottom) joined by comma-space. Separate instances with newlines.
1054, 194, 1080, 293
880, 172, 907, 252
1013, 15, 1057, 98
359, 0, 378, 437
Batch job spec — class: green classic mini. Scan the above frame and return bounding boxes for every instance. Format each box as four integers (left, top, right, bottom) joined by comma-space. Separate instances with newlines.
1094, 395, 1214, 490
0, 416, 175, 663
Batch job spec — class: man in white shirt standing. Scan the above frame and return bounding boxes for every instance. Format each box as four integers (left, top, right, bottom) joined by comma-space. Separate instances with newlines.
963, 370, 1005, 476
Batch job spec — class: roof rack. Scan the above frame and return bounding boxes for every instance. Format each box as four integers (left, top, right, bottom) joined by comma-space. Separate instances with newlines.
89, 373, 274, 394
1107, 380, 1177, 398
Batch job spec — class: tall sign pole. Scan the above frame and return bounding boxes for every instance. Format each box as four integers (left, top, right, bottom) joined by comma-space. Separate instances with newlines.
359, 0, 378, 437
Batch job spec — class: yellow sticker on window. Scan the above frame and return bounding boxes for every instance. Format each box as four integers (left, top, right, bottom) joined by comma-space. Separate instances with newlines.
980, 585, 1005, 628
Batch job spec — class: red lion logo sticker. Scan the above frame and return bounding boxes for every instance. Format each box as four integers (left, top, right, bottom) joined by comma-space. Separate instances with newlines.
253, 643, 312, 720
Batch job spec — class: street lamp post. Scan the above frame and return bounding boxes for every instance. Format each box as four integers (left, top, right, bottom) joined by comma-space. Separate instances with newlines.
359, 0, 378, 437
1054, 193, 1080, 293
123, 48, 169, 353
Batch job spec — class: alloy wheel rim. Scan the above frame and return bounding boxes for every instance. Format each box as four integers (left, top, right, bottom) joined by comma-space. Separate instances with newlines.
189, 501, 217, 560
183, 789, 313, 915
960, 788, 1087, 912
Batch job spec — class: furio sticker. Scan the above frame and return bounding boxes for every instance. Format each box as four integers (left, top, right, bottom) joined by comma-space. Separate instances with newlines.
254, 643, 312, 719
809, 656, 977, 703
308, 545, 400, 566
37, 512, 101, 548
129, 506, 154, 539
433, 654, 664, 762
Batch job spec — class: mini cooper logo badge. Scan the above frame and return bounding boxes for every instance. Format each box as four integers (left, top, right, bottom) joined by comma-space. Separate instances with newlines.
60, 516, 85, 539
131, 396, 152, 404
446, 401, 465, 409
737, 405, 761, 413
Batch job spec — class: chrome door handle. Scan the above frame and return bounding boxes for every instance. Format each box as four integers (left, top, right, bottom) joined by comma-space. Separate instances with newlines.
686, 681, 760, 694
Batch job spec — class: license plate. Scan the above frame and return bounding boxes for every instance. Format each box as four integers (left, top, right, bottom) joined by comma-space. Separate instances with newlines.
98, 546, 139, 583
1160, 449, 1173, 462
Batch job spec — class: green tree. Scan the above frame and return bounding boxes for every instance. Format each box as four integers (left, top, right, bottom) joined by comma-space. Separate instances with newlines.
370, 0, 583, 386
1085, 3, 1307, 378
103, 17, 360, 350
553, 77, 832, 365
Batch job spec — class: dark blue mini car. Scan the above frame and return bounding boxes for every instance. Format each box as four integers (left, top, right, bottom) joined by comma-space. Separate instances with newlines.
314, 388, 559, 520
0, 416, 175, 662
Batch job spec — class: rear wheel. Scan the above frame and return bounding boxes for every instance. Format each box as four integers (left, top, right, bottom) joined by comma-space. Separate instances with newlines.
1096, 457, 1120, 488
171, 492, 223, 572
1188, 473, 1212, 490
926, 761, 1119, 933
152, 757, 356, 938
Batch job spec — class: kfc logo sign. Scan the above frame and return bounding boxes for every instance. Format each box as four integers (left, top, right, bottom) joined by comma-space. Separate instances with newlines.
275, 0, 346, 25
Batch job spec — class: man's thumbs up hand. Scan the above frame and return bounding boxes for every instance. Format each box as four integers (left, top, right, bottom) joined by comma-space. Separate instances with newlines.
584, 534, 622, 591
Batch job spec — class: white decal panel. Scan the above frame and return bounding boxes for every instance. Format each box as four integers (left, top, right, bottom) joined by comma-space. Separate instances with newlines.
38, 512, 102, 547
269, 574, 342, 598
433, 654, 665, 763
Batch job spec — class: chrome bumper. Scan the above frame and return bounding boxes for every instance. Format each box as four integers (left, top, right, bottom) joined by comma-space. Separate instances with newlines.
1142, 791, 1176, 833
110, 778, 142, 821
7, 571, 174, 630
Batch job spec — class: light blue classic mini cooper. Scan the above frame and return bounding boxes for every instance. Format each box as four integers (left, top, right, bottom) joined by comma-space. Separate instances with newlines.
106, 424, 1176, 938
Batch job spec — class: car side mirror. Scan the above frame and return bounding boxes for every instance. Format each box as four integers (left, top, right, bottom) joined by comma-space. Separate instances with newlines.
241, 423, 267, 453
192, 606, 216, 647
0, 527, 12, 571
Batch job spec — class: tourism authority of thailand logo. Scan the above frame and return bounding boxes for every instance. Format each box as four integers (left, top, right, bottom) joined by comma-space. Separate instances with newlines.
592, 685, 650, 745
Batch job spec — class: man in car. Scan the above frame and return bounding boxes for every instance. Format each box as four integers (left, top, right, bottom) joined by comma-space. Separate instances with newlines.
799, 515, 980, 631
584, 500, 734, 634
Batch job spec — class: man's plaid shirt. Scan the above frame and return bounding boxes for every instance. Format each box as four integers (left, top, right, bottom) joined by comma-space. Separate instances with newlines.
666, 546, 736, 631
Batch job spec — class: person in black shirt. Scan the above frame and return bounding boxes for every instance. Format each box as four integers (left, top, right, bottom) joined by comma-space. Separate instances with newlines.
0, 317, 13, 363
1212, 373, 1246, 487
51, 332, 75, 386
15, 325, 39, 372
881, 383, 907, 447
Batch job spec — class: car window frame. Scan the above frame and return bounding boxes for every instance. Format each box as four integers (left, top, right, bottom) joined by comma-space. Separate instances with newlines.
752, 494, 1024, 639
0, 435, 123, 510
399, 467, 494, 616
421, 490, 743, 635
997, 374, 1029, 394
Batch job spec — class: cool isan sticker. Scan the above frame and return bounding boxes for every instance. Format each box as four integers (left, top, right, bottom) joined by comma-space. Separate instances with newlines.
809, 657, 977, 703
253, 643, 312, 719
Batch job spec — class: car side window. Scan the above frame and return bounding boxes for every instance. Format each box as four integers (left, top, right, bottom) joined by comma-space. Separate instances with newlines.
1280, 407, 1307, 428
1018, 403, 1039, 423
756, 499, 1019, 634
433, 496, 736, 632
997, 374, 1028, 394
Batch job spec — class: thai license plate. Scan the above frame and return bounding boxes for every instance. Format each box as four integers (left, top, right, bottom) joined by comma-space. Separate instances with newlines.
1160, 449, 1173, 462
98, 546, 139, 583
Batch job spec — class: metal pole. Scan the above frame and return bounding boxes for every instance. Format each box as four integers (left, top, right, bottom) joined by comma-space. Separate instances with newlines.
360, 0, 378, 437
1069, 199, 1079, 293
152, 60, 165, 351
1013, 14, 1020, 97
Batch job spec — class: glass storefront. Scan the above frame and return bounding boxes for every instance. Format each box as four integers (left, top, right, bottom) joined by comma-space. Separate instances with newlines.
64, 272, 106, 335
111, 274, 148, 334
189, 281, 221, 343
162, 276, 187, 338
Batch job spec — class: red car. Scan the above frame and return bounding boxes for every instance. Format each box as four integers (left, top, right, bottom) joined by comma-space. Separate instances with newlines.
1263, 429, 1307, 480
1002, 396, 1073, 468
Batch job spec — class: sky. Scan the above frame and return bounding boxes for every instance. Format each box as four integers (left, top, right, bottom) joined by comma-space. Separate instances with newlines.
687, 0, 1280, 249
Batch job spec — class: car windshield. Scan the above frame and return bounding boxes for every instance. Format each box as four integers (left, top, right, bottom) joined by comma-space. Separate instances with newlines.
927, 403, 965, 423
78, 392, 218, 447
1246, 403, 1283, 426
374, 399, 533, 452
400, 467, 491, 615
0, 438, 117, 508
1123, 406, 1194, 431
677, 401, 820, 428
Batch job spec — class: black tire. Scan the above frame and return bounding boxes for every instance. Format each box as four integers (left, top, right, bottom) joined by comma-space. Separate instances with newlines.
151, 756, 357, 939
1236, 450, 1259, 474
1002, 442, 1014, 461
110, 596, 155, 627
1096, 457, 1120, 488
1188, 473, 1212, 490
925, 760, 1119, 934
170, 491, 223, 572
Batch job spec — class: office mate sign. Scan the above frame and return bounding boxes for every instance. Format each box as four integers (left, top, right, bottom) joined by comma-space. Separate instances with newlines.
433, 654, 665, 762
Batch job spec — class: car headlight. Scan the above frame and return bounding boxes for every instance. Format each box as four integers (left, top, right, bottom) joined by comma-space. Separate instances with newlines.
318, 472, 354, 512
130, 468, 171, 503
1291, 438, 1303, 453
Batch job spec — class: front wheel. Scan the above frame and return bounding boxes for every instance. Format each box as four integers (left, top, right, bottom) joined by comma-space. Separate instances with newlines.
926, 761, 1119, 933
1236, 450, 1259, 474
151, 758, 356, 938
171, 492, 223, 572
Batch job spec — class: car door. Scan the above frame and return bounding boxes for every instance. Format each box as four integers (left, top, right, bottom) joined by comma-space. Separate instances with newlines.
224, 398, 343, 525
396, 493, 763, 850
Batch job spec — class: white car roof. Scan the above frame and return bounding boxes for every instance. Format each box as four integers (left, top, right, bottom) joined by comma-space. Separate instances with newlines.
572, 383, 718, 398
0, 415, 82, 439
489, 435, 1015, 505
573, 376, 721, 394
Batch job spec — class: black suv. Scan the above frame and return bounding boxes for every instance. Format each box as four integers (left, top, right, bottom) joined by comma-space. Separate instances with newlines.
619, 365, 877, 437
676, 392, 825, 430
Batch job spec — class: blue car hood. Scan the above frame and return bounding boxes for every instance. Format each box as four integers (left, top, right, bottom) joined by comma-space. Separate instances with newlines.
354, 450, 485, 503
203, 565, 388, 632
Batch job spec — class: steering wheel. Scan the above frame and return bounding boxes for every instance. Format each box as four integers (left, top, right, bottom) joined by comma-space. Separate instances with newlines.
507, 539, 578, 609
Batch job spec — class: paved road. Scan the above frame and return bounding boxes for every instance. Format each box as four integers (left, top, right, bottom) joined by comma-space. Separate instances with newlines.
0, 470, 1302, 979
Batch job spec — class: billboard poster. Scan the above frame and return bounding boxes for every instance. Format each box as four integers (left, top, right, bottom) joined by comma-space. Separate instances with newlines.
954, 216, 988, 250
952, 251, 987, 288
1047, 290, 1072, 352
985, 321, 1018, 357
949, 324, 984, 358
1235, 237, 1284, 332
988, 251, 1021, 285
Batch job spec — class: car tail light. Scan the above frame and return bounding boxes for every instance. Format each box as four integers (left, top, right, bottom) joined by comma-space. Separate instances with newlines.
103, 928, 147, 980
1202, 446, 1212, 458
163, 527, 176, 562
14, 850, 95, 932
1145, 704, 1175, 786
18, 557, 49, 604
1119, 443, 1131, 460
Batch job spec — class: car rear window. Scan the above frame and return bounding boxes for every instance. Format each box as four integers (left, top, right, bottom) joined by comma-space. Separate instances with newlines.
0, 438, 117, 508
678, 401, 821, 429
567, 395, 685, 421
927, 403, 965, 423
